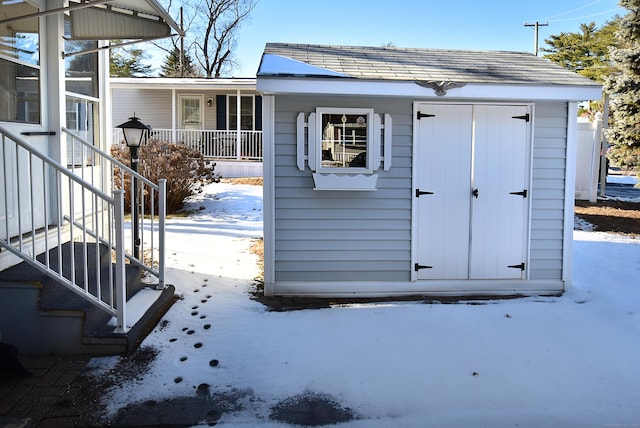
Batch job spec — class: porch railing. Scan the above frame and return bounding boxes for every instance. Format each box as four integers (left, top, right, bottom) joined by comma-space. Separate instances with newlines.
113, 128, 263, 160
1, 127, 122, 331
0, 126, 166, 333
64, 127, 166, 288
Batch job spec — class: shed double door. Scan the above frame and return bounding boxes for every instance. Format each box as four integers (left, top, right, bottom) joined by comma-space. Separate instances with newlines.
415, 104, 530, 280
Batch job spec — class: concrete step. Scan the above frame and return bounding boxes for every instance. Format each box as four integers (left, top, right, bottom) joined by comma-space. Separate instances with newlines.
0, 242, 176, 355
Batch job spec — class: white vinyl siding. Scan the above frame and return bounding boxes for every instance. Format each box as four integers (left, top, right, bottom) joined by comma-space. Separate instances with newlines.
111, 88, 172, 130
111, 89, 220, 131
273, 96, 412, 283
529, 102, 568, 280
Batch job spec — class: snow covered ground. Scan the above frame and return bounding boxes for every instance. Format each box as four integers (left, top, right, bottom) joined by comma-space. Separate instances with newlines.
607, 173, 638, 186
90, 181, 640, 427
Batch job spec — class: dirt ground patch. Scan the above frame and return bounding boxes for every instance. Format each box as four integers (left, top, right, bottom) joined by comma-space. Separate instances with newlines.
225, 177, 263, 186
575, 199, 640, 237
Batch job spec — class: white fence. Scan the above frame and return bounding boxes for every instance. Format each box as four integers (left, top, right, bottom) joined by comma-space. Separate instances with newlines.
575, 119, 604, 202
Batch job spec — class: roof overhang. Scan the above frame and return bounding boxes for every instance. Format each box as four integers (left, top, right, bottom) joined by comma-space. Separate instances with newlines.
110, 77, 257, 91
0, 1, 183, 55
67, 0, 183, 40
257, 76, 603, 102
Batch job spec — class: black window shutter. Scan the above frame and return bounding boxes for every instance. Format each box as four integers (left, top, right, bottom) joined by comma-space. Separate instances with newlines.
255, 95, 262, 131
216, 95, 226, 130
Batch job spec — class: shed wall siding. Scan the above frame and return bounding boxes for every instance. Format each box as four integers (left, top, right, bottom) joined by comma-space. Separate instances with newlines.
272, 96, 568, 285
273, 96, 413, 282
529, 102, 568, 280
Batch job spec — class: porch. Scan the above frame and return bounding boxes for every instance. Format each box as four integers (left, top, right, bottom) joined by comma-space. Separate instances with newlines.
113, 128, 264, 178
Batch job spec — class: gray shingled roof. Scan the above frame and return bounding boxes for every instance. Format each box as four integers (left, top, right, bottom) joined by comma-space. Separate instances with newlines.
259, 43, 600, 87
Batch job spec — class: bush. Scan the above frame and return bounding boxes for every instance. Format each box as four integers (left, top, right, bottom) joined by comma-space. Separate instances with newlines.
111, 139, 220, 214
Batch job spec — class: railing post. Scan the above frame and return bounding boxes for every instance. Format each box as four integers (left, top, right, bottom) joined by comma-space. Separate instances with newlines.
114, 190, 127, 333
157, 178, 166, 290
236, 131, 241, 160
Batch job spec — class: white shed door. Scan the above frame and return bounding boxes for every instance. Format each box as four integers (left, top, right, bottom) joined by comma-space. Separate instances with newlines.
415, 104, 530, 280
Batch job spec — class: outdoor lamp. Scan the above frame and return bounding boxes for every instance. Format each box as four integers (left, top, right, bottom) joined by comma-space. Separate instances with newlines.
115, 115, 150, 260
116, 114, 150, 148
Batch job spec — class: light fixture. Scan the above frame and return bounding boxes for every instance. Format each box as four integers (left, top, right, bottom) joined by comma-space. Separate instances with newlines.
116, 114, 150, 148
207, 98, 213, 107
115, 114, 151, 259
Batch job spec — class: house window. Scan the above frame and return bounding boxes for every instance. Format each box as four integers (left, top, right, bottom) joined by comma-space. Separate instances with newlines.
0, 3, 40, 124
228, 95, 255, 130
317, 108, 373, 172
179, 95, 202, 129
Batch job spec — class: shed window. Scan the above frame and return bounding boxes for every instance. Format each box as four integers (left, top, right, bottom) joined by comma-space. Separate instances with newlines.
316, 108, 373, 173
320, 111, 369, 169
296, 108, 392, 190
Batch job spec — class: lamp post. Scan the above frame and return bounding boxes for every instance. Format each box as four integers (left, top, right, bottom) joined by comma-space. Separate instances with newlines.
116, 115, 150, 260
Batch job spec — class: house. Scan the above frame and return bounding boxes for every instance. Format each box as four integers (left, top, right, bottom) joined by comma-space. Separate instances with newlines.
111, 78, 263, 178
257, 43, 602, 298
0, 0, 181, 354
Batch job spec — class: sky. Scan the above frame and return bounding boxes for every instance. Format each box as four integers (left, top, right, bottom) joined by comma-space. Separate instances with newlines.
88, 177, 640, 426
224, 0, 626, 77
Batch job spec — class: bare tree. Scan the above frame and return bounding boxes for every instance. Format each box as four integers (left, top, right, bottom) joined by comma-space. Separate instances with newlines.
177, 0, 257, 78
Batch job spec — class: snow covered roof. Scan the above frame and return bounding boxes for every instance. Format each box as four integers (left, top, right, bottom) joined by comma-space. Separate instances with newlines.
258, 43, 601, 87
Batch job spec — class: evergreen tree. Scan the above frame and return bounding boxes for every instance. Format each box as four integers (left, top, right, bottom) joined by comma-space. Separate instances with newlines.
160, 46, 201, 77
604, 0, 640, 179
110, 46, 152, 77
542, 20, 619, 83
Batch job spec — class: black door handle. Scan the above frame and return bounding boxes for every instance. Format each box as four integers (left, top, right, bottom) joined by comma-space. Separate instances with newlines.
472, 188, 479, 198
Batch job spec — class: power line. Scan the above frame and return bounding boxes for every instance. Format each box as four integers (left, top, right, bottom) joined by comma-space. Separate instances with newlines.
524, 21, 549, 56
547, 8, 624, 23
538, 0, 606, 22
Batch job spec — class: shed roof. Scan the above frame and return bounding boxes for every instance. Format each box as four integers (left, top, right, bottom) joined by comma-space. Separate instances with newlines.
258, 43, 600, 87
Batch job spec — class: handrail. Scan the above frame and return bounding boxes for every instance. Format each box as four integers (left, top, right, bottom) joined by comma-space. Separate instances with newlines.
63, 127, 166, 288
1, 125, 126, 331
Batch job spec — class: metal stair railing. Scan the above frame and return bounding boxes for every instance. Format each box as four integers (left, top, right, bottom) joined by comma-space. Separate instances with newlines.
64, 127, 166, 289
1, 126, 129, 332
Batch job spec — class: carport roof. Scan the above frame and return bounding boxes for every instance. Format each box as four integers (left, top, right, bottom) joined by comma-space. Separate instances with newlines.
258, 43, 601, 87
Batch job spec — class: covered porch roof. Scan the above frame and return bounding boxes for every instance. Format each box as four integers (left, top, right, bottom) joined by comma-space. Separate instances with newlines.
0, 0, 183, 55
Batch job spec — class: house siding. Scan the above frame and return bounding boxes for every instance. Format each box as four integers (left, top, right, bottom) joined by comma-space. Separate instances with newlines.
112, 88, 173, 130
271, 96, 569, 288
111, 88, 263, 133
273, 96, 413, 283
529, 102, 568, 281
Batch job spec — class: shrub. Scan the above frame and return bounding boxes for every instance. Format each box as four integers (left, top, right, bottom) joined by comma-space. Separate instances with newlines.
111, 139, 220, 214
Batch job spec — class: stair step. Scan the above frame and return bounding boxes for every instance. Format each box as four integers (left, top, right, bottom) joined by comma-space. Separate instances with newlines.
0, 242, 176, 355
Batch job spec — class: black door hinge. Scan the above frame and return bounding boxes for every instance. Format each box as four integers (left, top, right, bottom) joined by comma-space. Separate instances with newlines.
509, 189, 528, 198
512, 113, 530, 122
417, 111, 435, 120
508, 263, 526, 271
415, 263, 433, 271
415, 189, 434, 198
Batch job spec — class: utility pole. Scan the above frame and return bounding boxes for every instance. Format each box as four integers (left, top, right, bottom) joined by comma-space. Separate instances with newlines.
524, 21, 549, 56
179, 6, 184, 77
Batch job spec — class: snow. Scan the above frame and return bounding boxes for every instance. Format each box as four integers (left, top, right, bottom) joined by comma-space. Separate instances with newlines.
90, 181, 640, 427
607, 174, 638, 186
258, 54, 350, 77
